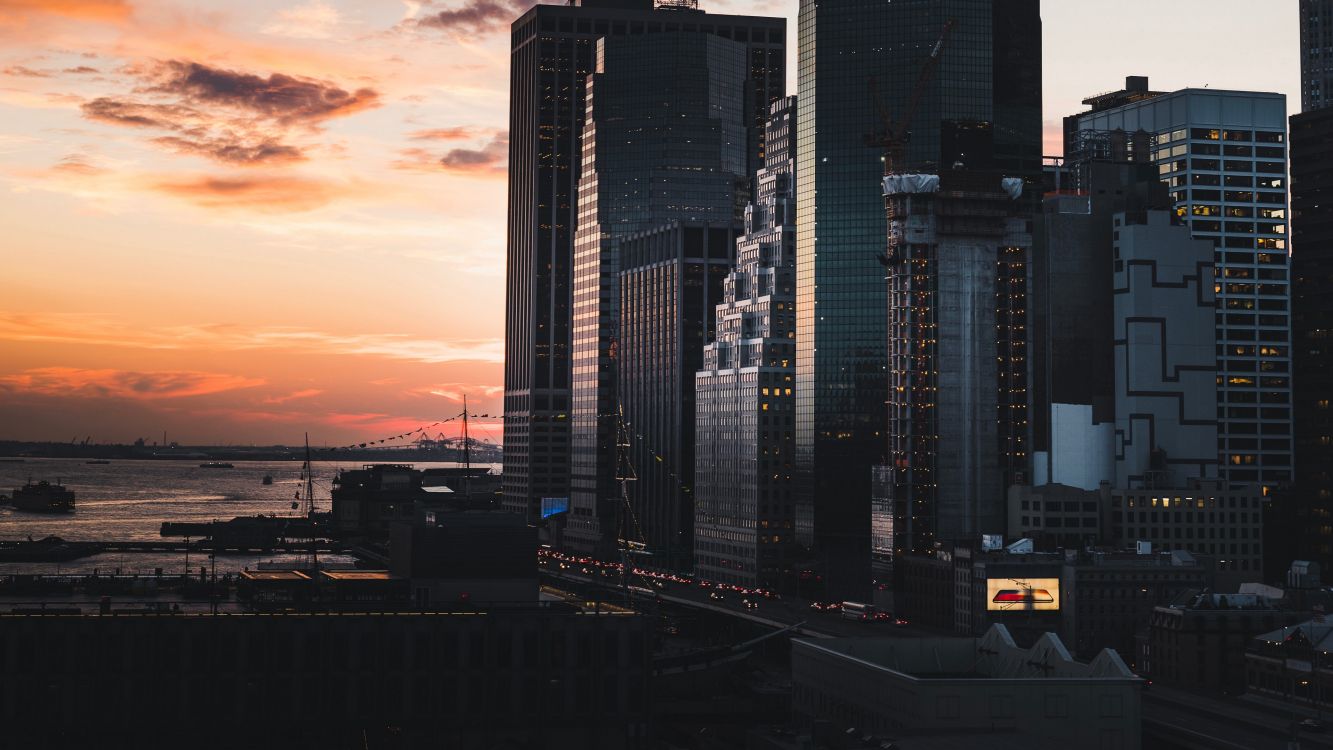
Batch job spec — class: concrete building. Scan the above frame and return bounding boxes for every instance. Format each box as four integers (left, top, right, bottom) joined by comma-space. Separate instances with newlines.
1059, 549, 1208, 663
694, 96, 799, 589
1304, 0, 1333, 111
791, 624, 1141, 750
877, 171, 1031, 565
1142, 590, 1299, 694
567, 32, 753, 555
1067, 80, 1293, 489
795, 0, 1042, 598
503, 0, 784, 523
1246, 618, 1333, 711
618, 220, 737, 569
1112, 211, 1220, 487
390, 511, 539, 605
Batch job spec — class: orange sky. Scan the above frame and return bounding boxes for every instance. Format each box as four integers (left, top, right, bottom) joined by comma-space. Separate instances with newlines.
0, 0, 1299, 446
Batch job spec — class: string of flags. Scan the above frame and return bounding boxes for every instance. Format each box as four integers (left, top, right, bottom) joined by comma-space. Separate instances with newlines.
321, 411, 492, 453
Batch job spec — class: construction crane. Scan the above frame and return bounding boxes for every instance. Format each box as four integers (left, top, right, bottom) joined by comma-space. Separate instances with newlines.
865, 19, 957, 176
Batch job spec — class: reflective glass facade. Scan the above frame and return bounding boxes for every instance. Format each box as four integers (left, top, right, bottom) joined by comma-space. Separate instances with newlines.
795, 0, 1041, 597
566, 33, 755, 555
503, 2, 785, 522
1304, 0, 1333, 111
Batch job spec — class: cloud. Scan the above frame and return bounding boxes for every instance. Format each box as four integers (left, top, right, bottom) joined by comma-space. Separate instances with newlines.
261, 1, 342, 40
0, 367, 265, 400
414, 0, 533, 34
0, 0, 132, 24
440, 135, 507, 175
51, 153, 107, 175
413, 382, 505, 403
147, 60, 379, 124
63, 65, 99, 74
0, 313, 506, 365
79, 61, 380, 167
261, 388, 324, 404
149, 174, 352, 212
409, 127, 475, 140
151, 135, 306, 166
3, 65, 51, 78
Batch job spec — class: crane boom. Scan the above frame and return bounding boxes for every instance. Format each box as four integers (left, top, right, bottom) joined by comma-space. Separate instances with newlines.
866, 19, 957, 175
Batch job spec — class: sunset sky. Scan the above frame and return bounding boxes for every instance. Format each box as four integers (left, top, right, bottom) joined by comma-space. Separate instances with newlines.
0, 0, 1300, 447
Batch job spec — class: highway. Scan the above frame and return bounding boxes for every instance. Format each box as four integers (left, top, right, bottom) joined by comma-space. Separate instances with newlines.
1142, 683, 1333, 749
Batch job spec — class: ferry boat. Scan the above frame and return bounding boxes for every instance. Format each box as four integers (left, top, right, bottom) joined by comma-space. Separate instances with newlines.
8, 480, 76, 513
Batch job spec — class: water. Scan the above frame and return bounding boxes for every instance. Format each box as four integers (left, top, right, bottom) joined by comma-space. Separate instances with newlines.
0, 457, 496, 574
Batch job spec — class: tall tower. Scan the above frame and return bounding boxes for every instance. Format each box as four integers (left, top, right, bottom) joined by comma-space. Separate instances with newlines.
795, 0, 1042, 597
695, 96, 799, 588
565, 32, 755, 555
1303, 0, 1333, 112
1068, 82, 1293, 490
503, 1, 784, 522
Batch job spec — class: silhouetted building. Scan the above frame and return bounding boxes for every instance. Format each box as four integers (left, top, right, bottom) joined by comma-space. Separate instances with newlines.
1280, 95, 1333, 576
1067, 81, 1292, 489
695, 96, 798, 588
796, 0, 1042, 598
1304, 0, 1333, 111
390, 511, 538, 605
503, 0, 785, 523
618, 220, 738, 568
566, 32, 758, 555
1143, 590, 1298, 695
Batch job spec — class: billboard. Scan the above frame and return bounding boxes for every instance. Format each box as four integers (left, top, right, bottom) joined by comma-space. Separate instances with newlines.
540, 496, 569, 519
986, 578, 1060, 612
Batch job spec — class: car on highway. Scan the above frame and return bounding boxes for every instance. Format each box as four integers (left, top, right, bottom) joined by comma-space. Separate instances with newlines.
708, 591, 725, 601
742, 598, 758, 609
1299, 718, 1325, 733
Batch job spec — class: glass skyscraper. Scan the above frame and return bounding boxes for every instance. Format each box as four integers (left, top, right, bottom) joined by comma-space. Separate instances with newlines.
1303, 0, 1333, 111
566, 32, 754, 555
503, 1, 784, 523
795, 0, 1041, 597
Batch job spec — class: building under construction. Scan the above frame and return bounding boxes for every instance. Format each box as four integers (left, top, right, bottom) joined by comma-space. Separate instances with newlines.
874, 169, 1032, 569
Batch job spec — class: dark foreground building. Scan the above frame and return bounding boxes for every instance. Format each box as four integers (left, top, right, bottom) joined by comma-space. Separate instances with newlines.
503, 0, 785, 523
795, 0, 1042, 598
0, 607, 651, 749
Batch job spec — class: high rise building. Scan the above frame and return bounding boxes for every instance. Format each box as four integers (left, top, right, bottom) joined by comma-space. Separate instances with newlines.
1304, 0, 1333, 112
1068, 80, 1292, 490
1277, 19, 1333, 572
566, 32, 757, 555
875, 171, 1032, 563
503, 0, 785, 522
695, 96, 798, 588
796, 0, 1042, 596
618, 220, 738, 569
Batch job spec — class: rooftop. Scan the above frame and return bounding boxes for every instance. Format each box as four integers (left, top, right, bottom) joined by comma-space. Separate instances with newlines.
239, 570, 311, 582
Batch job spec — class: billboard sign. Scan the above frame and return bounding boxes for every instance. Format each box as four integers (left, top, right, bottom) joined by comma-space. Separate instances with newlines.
540, 496, 569, 519
986, 577, 1060, 612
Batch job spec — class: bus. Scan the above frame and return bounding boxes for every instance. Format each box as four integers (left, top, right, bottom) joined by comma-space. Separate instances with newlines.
841, 601, 877, 621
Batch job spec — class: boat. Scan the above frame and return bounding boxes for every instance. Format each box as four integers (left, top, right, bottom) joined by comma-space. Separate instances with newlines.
8, 480, 76, 513
0, 536, 98, 562
199, 462, 234, 469
86, 460, 110, 465
262, 475, 274, 485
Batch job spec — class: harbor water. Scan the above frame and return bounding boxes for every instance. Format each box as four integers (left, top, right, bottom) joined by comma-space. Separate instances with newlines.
0, 457, 496, 574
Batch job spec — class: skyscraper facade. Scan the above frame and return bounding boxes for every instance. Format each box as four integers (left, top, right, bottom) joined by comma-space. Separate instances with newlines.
1069, 84, 1292, 489
619, 220, 738, 568
503, 0, 785, 522
1304, 0, 1333, 111
695, 96, 798, 588
795, 0, 1041, 596
565, 32, 754, 555
1280, 20, 1333, 572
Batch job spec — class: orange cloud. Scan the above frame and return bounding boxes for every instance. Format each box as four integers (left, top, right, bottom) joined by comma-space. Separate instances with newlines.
261, 388, 324, 404
409, 127, 475, 140
0, 367, 265, 400
0, 0, 131, 24
149, 174, 352, 212
392, 134, 507, 177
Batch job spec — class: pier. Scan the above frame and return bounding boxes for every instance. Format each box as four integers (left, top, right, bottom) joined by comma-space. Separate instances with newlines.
0, 538, 350, 562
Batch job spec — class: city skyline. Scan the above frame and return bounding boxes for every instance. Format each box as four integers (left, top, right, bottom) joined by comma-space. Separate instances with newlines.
0, 0, 1302, 446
